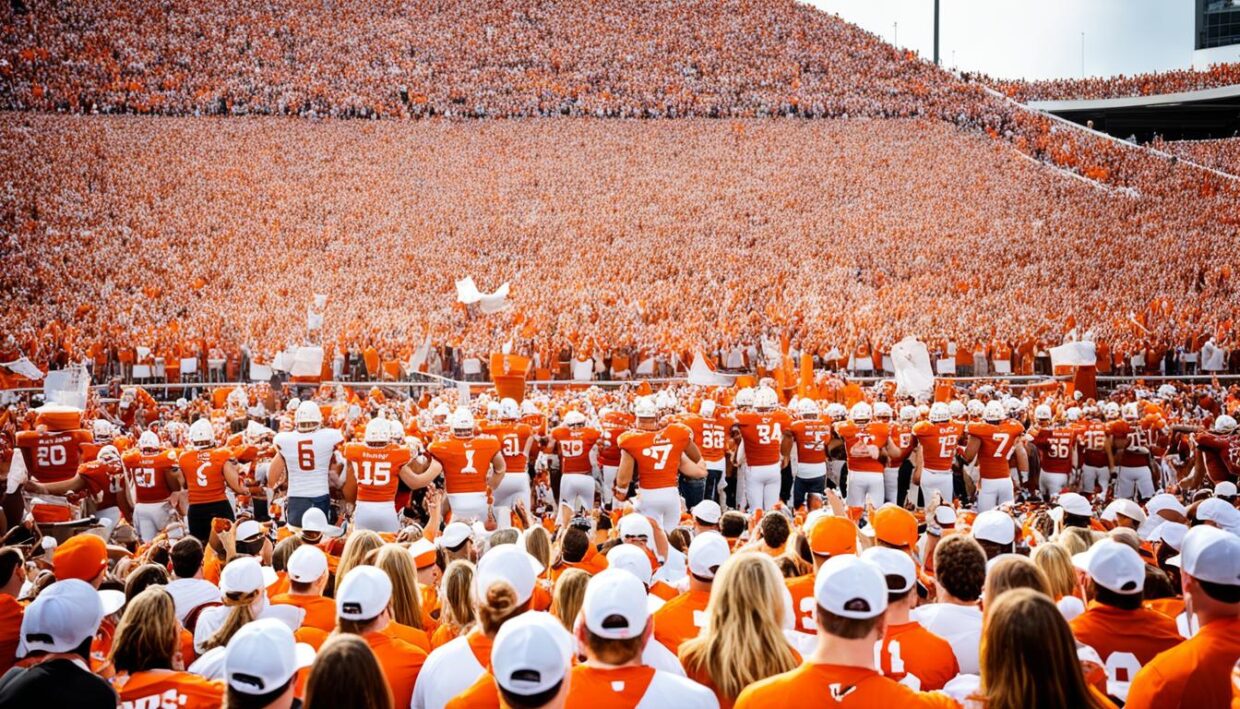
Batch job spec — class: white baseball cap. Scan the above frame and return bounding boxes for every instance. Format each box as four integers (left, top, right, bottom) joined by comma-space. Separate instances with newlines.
606, 543, 655, 586
408, 538, 438, 569
1166, 525, 1240, 587
1214, 481, 1238, 498
224, 618, 315, 695
474, 545, 542, 606
235, 520, 264, 542
220, 557, 268, 594
439, 522, 473, 549
1073, 540, 1144, 594
1055, 492, 1093, 518
19, 579, 105, 653
491, 612, 574, 697
337, 566, 392, 621
861, 547, 916, 594
582, 568, 650, 639
687, 532, 730, 580
618, 514, 654, 540
971, 510, 1016, 546
1195, 498, 1240, 534
1146, 493, 1188, 519
299, 508, 341, 537
1101, 499, 1147, 525
691, 500, 722, 525
1148, 521, 1188, 551
933, 506, 958, 527
814, 555, 888, 620
286, 544, 328, 584
99, 589, 126, 617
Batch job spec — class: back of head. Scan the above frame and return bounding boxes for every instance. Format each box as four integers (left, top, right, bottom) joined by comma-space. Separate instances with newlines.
524, 527, 552, 571
124, 563, 170, 602
440, 560, 476, 630
373, 544, 423, 630
933, 535, 986, 603
334, 530, 384, 596
980, 588, 1103, 709
1031, 543, 1078, 600
983, 556, 1050, 613
109, 586, 179, 673
549, 568, 589, 631
720, 511, 747, 539
170, 536, 205, 579
759, 512, 791, 549
559, 527, 590, 563
304, 634, 394, 709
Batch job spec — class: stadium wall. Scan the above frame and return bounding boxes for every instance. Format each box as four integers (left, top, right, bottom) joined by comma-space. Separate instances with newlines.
1195, 43, 1240, 69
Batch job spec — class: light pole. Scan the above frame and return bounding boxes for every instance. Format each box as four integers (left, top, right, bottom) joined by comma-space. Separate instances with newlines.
894, 22, 899, 47
1080, 32, 1085, 77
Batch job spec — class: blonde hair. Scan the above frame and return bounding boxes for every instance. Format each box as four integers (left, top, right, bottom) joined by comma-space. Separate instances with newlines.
334, 530, 384, 596
201, 589, 260, 651
371, 544, 424, 630
983, 555, 1050, 615
1056, 527, 1102, 557
678, 553, 799, 701
524, 527, 552, 572
475, 581, 528, 636
438, 560, 476, 635
109, 587, 179, 672
549, 568, 589, 631
1032, 543, 1079, 600
979, 589, 1109, 709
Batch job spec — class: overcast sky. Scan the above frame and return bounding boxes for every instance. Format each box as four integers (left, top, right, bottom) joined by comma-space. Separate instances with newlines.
805, 0, 1196, 80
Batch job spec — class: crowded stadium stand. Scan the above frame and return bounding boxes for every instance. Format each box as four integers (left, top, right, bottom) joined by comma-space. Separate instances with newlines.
1, 1, 1240, 708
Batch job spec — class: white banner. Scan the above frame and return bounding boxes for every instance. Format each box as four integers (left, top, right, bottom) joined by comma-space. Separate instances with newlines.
936, 359, 957, 375
2, 357, 43, 381
307, 312, 323, 332
1050, 341, 1096, 368
636, 358, 655, 376
993, 360, 1012, 374
290, 347, 324, 377
408, 335, 433, 371
1202, 340, 1226, 372
43, 366, 90, 409
890, 337, 934, 399
455, 277, 510, 306
313, 294, 327, 310
271, 351, 294, 372
687, 353, 737, 387
250, 363, 273, 381
572, 358, 594, 382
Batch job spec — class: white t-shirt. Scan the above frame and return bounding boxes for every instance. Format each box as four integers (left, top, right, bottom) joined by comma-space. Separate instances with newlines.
619, 669, 720, 709
411, 635, 485, 709
193, 597, 304, 654
910, 603, 983, 674
642, 638, 685, 676
274, 428, 343, 498
165, 577, 222, 622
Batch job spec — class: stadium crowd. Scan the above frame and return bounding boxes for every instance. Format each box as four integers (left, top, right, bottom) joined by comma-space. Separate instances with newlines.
984, 62, 1240, 103
1152, 137, 1240, 176
2, 116, 1238, 384
0, 376, 1236, 708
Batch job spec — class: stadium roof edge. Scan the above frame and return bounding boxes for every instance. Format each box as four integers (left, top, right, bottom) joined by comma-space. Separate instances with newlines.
1027, 83, 1240, 112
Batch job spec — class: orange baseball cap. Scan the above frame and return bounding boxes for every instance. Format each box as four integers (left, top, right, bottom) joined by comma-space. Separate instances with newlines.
53, 533, 108, 583
809, 516, 858, 557
868, 506, 919, 549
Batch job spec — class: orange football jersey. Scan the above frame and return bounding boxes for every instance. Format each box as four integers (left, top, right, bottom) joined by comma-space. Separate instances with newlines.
617, 423, 692, 490
550, 426, 601, 474
967, 420, 1024, 479
1069, 603, 1182, 699
480, 422, 535, 472
428, 436, 502, 494
16, 429, 93, 483
1032, 426, 1077, 475
912, 421, 963, 471
877, 622, 959, 691
123, 449, 179, 503
788, 419, 832, 465
178, 448, 233, 505
734, 411, 792, 466
698, 415, 733, 464
112, 670, 224, 709
1079, 420, 1110, 467
651, 589, 710, 655
835, 421, 889, 474
887, 422, 915, 465
342, 442, 412, 503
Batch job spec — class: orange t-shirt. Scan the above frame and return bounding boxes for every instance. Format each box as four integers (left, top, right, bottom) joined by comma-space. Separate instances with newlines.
565, 665, 658, 708
1069, 602, 1182, 698
734, 411, 792, 467
967, 420, 1024, 479
383, 620, 431, 653
270, 593, 336, 633
445, 672, 502, 709
1125, 616, 1240, 709
362, 630, 427, 709
835, 421, 890, 474
786, 574, 817, 636
617, 423, 693, 490
429, 436, 502, 494
112, 670, 224, 709
550, 426, 602, 474
342, 442, 412, 503
0, 595, 22, 674
178, 447, 234, 504
123, 449, 178, 503
877, 622, 959, 691
652, 589, 710, 656
734, 663, 958, 708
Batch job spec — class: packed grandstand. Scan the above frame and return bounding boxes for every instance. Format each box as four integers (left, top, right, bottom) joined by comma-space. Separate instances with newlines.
1, 1, 1239, 708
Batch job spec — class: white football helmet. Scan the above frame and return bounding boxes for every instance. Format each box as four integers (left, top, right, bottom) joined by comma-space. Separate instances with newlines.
754, 387, 779, 411
1121, 402, 1139, 421
1034, 405, 1053, 422
188, 419, 215, 448
364, 418, 389, 445
564, 410, 587, 428
633, 396, 658, 419
826, 403, 847, 421
138, 430, 161, 451
450, 408, 475, 438
521, 400, 540, 417
797, 398, 820, 418
295, 401, 323, 432
286, 398, 301, 413
699, 400, 717, 418
873, 402, 893, 420
929, 402, 951, 423
850, 402, 872, 423
1066, 407, 1082, 422
486, 402, 502, 421
899, 405, 917, 423
1103, 402, 1121, 420
1156, 384, 1176, 400
734, 387, 755, 409
432, 403, 451, 423
983, 401, 1006, 423
96, 445, 121, 465
1214, 415, 1237, 434
965, 399, 984, 418
92, 419, 114, 443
